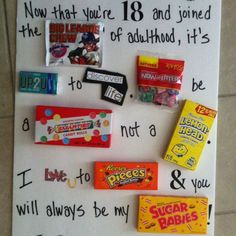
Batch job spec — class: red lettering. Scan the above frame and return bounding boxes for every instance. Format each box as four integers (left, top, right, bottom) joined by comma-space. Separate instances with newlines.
150, 205, 159, 219
172, 204, 180, 213
158, 217, 167, 230
50, 34, 57, 43
167, 216, 175, 227
165, 205, 172, 214
49, 23, 56, 33
50, 23, 64, 33
174, 215, 182, 225
191, 211, 198, 221
180, 203, 188, 212
185, 213, 192, 223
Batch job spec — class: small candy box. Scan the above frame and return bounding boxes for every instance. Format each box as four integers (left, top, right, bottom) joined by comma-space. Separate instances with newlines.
138, 195, 208, 234
35, 106, 112, 148
94, 162, 158, 190
163, 100, 217, 170
137, 55, 185, 108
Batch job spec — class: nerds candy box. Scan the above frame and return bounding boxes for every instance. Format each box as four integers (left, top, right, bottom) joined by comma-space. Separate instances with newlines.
35, 106, 112, 147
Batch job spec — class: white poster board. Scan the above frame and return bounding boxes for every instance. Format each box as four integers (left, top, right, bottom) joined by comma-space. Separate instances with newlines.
13, 0, 221, 235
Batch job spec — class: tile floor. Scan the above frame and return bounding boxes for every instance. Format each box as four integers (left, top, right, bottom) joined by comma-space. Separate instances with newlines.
0, 0, 236, 235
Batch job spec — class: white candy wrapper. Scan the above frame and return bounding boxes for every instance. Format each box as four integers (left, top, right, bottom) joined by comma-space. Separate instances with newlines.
45, 20, 104, 67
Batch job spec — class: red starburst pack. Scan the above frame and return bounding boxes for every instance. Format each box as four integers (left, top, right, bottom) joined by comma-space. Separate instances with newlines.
137, 55, 185, 108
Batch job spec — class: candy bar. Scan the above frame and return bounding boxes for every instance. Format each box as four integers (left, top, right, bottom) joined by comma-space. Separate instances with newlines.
35, 106, 112, 148
138, 195, 208, 234
19, 71, 58, 95
163, 100, 217, 170
94, 162, 158, 190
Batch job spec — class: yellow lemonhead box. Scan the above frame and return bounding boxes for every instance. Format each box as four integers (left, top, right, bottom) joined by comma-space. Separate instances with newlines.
163, 100, 217, 170
138, 195, 208, 234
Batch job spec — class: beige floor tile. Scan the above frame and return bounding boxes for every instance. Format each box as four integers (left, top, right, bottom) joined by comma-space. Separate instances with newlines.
215, 213, 236, 236
216, 96, 236, 213
219, 0, 236, 96
0, 117, 14, 236
0, 0, 13, 117
4, 0, 16, 75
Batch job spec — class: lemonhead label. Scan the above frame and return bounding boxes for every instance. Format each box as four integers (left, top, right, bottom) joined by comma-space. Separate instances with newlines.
163, 100, 217, 170
179, 117, 209, 141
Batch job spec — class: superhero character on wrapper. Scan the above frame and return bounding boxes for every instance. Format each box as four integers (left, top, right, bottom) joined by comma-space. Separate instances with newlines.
68, 32, 100, 65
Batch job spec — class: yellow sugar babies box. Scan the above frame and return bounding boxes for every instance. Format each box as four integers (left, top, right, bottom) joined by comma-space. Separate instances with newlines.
163, 100, 217, 170
138, 195, 208, 234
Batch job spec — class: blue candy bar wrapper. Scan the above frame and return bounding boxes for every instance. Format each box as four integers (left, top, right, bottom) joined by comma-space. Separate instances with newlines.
19, 71, 58, 95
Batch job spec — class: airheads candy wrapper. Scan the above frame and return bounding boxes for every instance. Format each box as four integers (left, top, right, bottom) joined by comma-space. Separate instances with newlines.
45, 20, 103, 67
138, 195, 208, 234
35, 106, 112, 148
163, 100, 217, 170
94, 162, 158, 190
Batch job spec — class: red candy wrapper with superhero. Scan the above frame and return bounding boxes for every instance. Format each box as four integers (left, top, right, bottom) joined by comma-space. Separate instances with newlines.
45, 20, 103, 67
137, 55, 185, 108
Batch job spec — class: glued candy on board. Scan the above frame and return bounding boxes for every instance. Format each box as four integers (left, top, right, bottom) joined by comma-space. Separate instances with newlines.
138, 195, 208, 234
35, 106, 112, 148
94, 162, 158, 190
19, 71, 57, 95
137, 55, 184, 108
163, 100, 217, 170
45, 20, 103, 67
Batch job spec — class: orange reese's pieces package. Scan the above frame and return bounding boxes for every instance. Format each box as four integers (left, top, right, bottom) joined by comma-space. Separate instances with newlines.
138, 195, 208, 234
94, 162, 158, 190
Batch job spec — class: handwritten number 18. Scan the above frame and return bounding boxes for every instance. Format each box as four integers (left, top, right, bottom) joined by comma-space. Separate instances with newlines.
122, 1, 143, 21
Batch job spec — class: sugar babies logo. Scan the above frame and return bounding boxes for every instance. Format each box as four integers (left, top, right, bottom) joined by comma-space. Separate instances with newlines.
149, 202, 198, 230
179, 117, 209, 141
106, 167, 146, 188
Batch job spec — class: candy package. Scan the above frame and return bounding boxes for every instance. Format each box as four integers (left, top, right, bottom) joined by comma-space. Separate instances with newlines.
35, 106, 112, 148
137, 55, 185, 108
45, 20, 104, 67
94, 162, 158, 190
138, 195, 208, 234
163, 100, 217, 170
